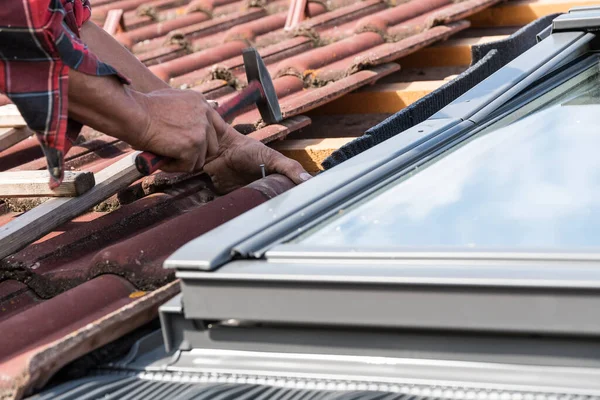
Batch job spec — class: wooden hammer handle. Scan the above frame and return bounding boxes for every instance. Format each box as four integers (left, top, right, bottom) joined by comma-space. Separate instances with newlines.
135, 81, 265, 176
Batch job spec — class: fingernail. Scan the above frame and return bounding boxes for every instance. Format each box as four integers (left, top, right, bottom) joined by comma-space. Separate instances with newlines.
299, 172, 312, 181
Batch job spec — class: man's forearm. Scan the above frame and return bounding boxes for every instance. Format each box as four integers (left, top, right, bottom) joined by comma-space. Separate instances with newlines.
80, 21, 169, 94
68, 69, 149, 147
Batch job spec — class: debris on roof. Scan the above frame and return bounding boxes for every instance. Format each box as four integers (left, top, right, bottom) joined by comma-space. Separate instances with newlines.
0, 0, 582, 398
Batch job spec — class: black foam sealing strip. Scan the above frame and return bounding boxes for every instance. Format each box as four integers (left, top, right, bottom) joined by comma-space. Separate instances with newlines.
322, 14, 560, 170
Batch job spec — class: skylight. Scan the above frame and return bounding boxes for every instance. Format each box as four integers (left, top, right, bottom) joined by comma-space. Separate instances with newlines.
297, 58, 600, 250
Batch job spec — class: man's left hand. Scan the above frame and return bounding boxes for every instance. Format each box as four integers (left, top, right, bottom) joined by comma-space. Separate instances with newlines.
204, 121, 312, 194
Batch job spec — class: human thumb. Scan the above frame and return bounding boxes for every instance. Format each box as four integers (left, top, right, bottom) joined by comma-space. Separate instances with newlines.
270, 152, 312, 185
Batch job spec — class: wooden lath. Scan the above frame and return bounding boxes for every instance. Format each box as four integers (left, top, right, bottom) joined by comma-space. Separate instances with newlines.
0, 105, 33, 153
0, 171, 96, 198
0, 152, 142, 260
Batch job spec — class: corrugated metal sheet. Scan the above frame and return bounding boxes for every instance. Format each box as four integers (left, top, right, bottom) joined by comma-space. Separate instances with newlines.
30, 371, 600, 400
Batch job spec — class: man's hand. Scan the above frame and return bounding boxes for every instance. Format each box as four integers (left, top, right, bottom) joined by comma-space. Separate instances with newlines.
134, 89, 220, 172
68, 71, 219, 173
135, 89, 312, 192
204, 119, 312, 194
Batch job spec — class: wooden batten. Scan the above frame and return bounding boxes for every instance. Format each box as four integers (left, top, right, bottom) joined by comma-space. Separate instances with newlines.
0, 171, 96, 198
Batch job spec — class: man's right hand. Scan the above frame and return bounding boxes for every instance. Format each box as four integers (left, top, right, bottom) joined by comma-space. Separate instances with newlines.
133, 89, 221, 173
135, 89, 312, 194
68, 71, 223, 173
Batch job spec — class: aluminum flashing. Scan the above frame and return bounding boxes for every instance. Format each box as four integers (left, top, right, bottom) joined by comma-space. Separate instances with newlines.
32, 372, 600, 400
31, 330, 600, 398
553, 6, 600, 32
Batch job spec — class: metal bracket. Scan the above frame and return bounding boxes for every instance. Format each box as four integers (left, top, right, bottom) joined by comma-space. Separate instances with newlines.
553, 6, 600, 33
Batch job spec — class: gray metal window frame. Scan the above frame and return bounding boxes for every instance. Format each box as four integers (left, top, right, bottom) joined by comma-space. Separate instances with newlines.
157, 23, 600, 339
153, 11, 600, 379
29, 8, 600, 398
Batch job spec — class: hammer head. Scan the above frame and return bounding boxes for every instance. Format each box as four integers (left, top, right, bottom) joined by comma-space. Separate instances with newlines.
243, 47, 282, 125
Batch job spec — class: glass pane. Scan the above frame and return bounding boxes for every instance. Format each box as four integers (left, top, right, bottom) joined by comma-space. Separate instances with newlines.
299, 61, 600, 250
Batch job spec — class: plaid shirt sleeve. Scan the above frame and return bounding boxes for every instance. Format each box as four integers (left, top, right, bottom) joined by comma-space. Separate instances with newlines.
0, 0, 130, 187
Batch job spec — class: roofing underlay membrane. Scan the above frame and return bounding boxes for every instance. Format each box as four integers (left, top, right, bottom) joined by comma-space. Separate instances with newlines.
0, 0, 567, 398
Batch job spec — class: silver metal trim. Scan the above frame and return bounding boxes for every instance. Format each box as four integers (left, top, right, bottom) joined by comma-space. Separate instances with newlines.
553, 7, 600, 32
266, 246, 600, 262
178, 268, 600, 334
176, 258, 600, 289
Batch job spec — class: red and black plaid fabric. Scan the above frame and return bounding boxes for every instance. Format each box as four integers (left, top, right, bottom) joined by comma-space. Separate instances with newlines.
0, 0, 129, 186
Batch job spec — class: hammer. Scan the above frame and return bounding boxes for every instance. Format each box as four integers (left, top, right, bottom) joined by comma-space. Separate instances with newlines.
135, 48, 281, 175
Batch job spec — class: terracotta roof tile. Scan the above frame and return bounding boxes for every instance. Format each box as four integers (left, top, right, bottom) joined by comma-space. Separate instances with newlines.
0, 175, 294, 398
0, 275, 137, 364
0, 280, 39, 324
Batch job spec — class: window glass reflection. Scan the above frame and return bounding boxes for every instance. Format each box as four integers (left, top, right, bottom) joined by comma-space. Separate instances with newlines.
301, 63, 600, 250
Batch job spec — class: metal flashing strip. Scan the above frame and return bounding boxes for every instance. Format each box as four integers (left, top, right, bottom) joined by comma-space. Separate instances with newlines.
33, 329, 600, 397
169, 348, 600, 393
31, 368, 600, 400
